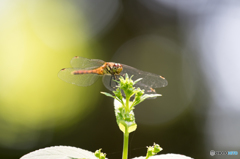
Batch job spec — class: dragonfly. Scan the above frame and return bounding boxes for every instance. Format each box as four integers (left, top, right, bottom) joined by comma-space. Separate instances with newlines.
58, 56, 168, 96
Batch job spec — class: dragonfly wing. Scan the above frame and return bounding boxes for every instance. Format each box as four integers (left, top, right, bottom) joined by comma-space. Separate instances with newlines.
121, 64, 168, 89
70, 56, 105, 69
58, 68, 100, 86
102, 64, 167, 94
102, 74, 119, 92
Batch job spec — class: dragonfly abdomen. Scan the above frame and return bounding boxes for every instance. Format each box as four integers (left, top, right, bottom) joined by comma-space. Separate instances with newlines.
72, 70, 99, 75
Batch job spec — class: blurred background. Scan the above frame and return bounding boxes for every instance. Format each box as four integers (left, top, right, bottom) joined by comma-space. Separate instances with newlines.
0, 0, 240, 159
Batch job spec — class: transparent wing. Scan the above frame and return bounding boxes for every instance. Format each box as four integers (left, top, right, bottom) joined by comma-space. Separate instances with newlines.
121, 64, 168, 88
102, 74, 117, 92
102, 64, 168, 94
70, 56, 105, 69
58, 68, 100, 86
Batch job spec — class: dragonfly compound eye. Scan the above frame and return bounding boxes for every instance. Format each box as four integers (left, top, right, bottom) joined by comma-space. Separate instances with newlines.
113, 63, 123, 74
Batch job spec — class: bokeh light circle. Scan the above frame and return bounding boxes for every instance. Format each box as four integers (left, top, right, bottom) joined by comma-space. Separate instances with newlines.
111, 35, 196, 125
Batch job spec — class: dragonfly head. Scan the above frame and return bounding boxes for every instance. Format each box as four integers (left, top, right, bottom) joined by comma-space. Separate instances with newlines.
112, 63, 123, 74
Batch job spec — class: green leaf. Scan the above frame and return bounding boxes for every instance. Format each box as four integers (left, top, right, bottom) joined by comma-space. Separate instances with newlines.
133, 78, 142, 85
113, 88, 123, 101
145, 143, 163, 159
131, 94, 162, 107
141, 94, 162, 100
20, 146, 97, 159
132, 154, 193, 159
112, 79, 121, 84
94, 149, 106, 159
153, 143, 162, 153
100, 92, 115, 98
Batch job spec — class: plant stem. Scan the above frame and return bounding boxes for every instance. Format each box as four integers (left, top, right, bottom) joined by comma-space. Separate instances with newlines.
125, 96, 130, 112
122, 126, 129, 159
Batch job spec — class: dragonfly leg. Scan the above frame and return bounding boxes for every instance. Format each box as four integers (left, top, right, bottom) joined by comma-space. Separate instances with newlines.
109, 75, 119, 90
114, 75, 118, 87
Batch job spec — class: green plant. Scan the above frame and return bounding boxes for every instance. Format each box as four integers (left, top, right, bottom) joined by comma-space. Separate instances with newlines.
101, 74, 162, 159
21, 74, 193, 159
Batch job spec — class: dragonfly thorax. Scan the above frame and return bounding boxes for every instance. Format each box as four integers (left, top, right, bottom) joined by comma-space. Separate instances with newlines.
104, 62, 123, 75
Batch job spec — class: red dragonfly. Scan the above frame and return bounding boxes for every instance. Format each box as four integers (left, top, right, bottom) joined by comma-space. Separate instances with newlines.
58, 56, 167, 95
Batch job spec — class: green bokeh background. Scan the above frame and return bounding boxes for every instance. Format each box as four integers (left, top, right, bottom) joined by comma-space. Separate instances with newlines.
0, 1, 225, 159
